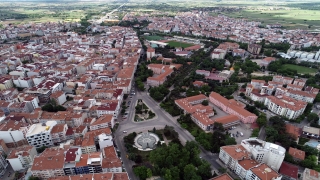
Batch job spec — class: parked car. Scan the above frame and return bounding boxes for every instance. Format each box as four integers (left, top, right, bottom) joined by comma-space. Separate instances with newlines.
240, 132, 244, 136
123, 131, 127, 133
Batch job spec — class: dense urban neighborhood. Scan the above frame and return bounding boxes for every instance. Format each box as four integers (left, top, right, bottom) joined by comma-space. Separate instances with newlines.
0, 1, 319, 180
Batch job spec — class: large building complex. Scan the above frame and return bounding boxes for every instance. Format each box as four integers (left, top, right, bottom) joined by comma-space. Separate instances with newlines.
209, 92, 258, 124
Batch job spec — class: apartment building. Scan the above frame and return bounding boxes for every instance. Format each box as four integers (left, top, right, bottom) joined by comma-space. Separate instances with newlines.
272, 76, 294, 85
96, 101, 120, 120
50, 124, 68, 144
288, 147, 305, 161
0, 152, 8, 176
147, 64, 182, 86
245, 163, 282, 180
63, 148, 82, 176
0, 120, 29, 148
146, 47, 155, 60
102, 146, 122, 173
240, 138, 285, 171
50, 91, 67, 105
264, 96, 307, 119
90, 114, 114, 130
74, 152, 102, 174
302, 168, 320, 180
247, 44, 262, 55
7, 145, 37, 171
31, 147, 65, 179
26, 121, 57, 148
209, 92, 257, 124
175, 94, 215, 131
48, 172, 129, 180
0, 76, 14, 90
210, 174, 234, 180
0, 139, 9, 155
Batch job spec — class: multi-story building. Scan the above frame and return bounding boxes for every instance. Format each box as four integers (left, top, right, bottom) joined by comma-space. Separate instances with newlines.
210, 92, 257, 124
175, 94, 215, 131
102, 146, 122, 173
48, 172, 129, 180
302, 126, 320, 139
0, 76, 13, 90
0, 120, 29, 148
195, 69, 211, 77
146, 47, 155, 60
240, 138, 285, 171
272, 76, 294, 85
90, 114, 114, 130
264, 96, 307, 119
219, 138, 285, 172
210, 174, 234, 180
147, 64, 182, 86
247, 44, 262, 55
0, 152, 8, 176
31, 147, 65, 179
96, 101, 120, 120
0, 139, 9, 155
63, 148, 82, 176
74, 152, 102, 174
50, 91, 67, 105
302, 168, 320, 180
50, 124, 68, 144
26, 121, 57, 148
7, 145, 37, 171
245, 163, 282, 180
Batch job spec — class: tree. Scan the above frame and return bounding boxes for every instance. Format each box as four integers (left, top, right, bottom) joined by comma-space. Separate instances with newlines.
147, 168, 152, 178
164, 169, 173, 180
224, 137, 237, 145
201, 100, 209, 106
307, 113, 318, 122
197, 161, 212, 179
257, 114, 267, 128
28, 176, 40, 180
133, 166, 149, 180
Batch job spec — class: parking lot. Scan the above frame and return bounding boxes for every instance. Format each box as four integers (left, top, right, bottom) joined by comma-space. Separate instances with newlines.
227, 123, 253, 144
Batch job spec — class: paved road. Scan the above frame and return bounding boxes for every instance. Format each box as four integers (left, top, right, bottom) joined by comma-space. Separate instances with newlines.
114, 88, 225, 180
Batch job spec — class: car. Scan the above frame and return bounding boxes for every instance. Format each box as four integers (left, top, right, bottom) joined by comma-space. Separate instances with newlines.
228, 127, 232, 130
236, 134, 239, 137
230, 134, 233, 137
240, 132, 244, 136
123, 131, 127, 133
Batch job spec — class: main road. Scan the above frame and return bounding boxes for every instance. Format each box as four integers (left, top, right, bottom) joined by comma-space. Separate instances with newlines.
114, 87, 225, 180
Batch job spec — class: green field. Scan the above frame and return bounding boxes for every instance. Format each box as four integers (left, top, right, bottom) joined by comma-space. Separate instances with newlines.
282, 64, 318, 74
167, 41, 194, 48
144, 35, 164, 41
216, 9, 320, 30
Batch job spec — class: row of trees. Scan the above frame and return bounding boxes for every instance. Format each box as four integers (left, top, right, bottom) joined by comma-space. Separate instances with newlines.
135, 62, 154, 91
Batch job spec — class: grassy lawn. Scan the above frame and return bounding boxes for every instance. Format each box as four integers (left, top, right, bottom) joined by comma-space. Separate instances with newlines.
282, 64, 318, 74
144, 35, 164, 41
167, 40, 194, 48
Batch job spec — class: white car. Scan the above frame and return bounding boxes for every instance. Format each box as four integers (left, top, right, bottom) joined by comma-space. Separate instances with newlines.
123, 131, 127, 133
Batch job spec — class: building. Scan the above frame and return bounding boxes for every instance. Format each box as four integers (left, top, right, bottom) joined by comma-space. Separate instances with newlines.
288, 147, 305, 161
147, 64, 182, 86
0, 120, 29, 148
7, 145, 37, 171
246, 163, 282, 180
96, 101, 120, 120
209, 92, 258, 124
264, 96, 307, 119
50, 124, 68, 144
285, 124, 301, 141
98, 133, 114, 150
0, 76, 14, 90
0, 152, 8, 176
146, 47, 156, 60
279, 162, 299, 180
302, 168, 320, 180
48, 172, 129, 180
90, 114, 114, 130
31, 147, 65, 179
302, 126, 320, 139
63, 148, 82, 175
248, 44, 262, 55
74, 152, 102, 174
26, 121, 57, 148
0, 139, 9, 155
210, 173, 234, 180
175, 94, 215, 131
241, 138, 285, 171
50, 91, 67, 105
195, 69, 210, 77
102, 146, 122, 173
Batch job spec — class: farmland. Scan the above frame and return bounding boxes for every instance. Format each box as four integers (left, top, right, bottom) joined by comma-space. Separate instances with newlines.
282, 64, 318, 74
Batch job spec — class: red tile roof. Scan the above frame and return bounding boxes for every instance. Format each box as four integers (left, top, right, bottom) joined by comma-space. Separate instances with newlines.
279, 162, 298, 179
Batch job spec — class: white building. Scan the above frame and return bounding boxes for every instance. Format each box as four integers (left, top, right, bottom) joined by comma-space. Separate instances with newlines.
264, 96, 307, 119
302, 168, 320, 180
245, 163, 282, 180
0, 152, 8, 176
7, 145, 37, 171
0, 120, 29, 148
26, 121, 57, 148
241, 138, 285, 171
98, 133, 113, 150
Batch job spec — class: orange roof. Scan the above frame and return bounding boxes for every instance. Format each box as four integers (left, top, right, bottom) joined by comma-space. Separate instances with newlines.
288, 147, 305, 160
210, 173, 234, 180
238, 159, 259, 170
214, 115, 240, 125
250, 163, 281, 180
221, 145, 251, 160
91, 114, 113, 126
285, 124, 301, 140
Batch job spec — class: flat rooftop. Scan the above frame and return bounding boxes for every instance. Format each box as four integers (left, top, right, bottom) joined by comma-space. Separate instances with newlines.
26, 121, 57, 136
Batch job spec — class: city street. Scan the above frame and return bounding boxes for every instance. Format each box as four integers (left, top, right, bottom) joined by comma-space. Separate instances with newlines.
114, 88, 226, 180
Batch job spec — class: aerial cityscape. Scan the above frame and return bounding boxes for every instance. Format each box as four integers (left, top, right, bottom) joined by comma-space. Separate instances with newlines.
0, 0, 320, 180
